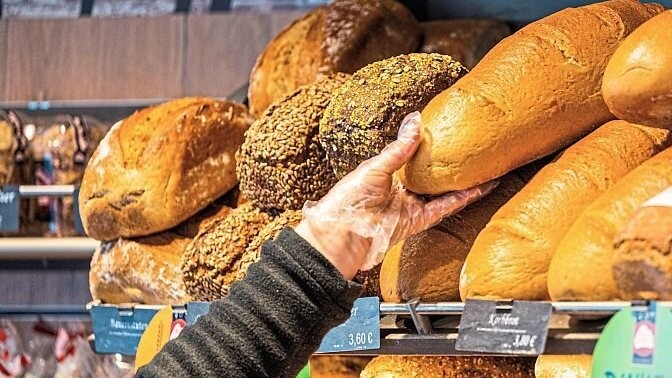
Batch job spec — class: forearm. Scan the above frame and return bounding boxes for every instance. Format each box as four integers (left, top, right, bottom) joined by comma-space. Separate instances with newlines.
137, 228, 362, 378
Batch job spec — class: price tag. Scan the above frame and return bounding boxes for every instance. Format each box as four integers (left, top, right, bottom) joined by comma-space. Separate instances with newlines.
186, 302, 212, 325
592, 301, 672, 377
72, 186, 85, 235
90, 305, 159, 355
456, 299, 551, 355
317, 297, 380, 353
0, 186, 20, 232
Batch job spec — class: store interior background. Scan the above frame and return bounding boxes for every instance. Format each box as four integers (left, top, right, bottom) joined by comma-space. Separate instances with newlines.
1, 0, 670, 308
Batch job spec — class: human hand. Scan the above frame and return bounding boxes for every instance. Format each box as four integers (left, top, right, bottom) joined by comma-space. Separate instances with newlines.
295, 112, 497, 279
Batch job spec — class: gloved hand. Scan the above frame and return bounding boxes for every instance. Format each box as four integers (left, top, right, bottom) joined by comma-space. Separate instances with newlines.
295, 112, 497, 279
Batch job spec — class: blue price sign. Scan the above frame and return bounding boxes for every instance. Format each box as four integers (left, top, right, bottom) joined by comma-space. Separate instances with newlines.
186, 302, 212, 325
317, 297, 380, 353
0, 185, 20, 232
90, 305, 159, 355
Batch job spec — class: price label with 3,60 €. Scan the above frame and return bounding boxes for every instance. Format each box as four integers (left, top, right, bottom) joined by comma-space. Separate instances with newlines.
317, 297, 380, 353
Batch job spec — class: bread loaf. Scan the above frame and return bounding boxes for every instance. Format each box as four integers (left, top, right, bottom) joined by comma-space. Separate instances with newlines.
0, 119, 17, 185
248, 0, 420, 116
238, 74, 348, 211
360, 356, 535, 377
548, 147, 672, 300
182, 204, 271, 301
243, 210, 302, 267
309, 356, 371, 378
320, 54, 467, 178
602, 10, 672, 128
381, 162, 542, 303
461, 121, 672, 300
172, 203, 232, 239
613, 187, 672, 299
79, 98, 253, 241
418, 20, 511, 69
535, 355, 592, 378
399, 0, 664, 194
89, 233, 191, 305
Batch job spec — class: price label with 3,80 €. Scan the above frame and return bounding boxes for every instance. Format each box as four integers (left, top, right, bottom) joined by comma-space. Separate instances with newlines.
456, 299, 552, 355
317, 297, 380, 353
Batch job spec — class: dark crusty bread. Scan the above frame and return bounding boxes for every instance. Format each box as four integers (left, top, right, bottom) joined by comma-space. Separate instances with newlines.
360, 356, 535, 377
320, 53, 467, 178
535, 355, 592, 378
418, 19, 511, 69
89, 233, 191, 305
310, 356, 371, 378
79, 98, 254, 241
548, 146, 672, 301
603, 10, 672, 128
380, 161, 543, 303
400, 0, 664, 194
613, 189, 672, 300
461, 120, 672, 301
182, 204, 272, 301
248, 0, 420, 117
238, 74, 348, 211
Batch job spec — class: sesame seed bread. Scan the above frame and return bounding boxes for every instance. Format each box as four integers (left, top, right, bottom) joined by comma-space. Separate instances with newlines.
238, 74, 349, 211
320, 53, 467, 178
461, 120, 672, 301
418, 19, 511, 69
602, 10, 672, 128
79, 98, 254, 241
89, 232, 191, 305
613, 190, 672, 300
182, 204, 272, 301
548, 146, 672, 301
247, 0, 420, 117
400, 0, 664, 194
360, 356, 535, 378
380, 161, 543, 303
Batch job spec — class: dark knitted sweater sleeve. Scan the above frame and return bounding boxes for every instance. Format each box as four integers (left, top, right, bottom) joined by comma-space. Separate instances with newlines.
136, 228, 363, 378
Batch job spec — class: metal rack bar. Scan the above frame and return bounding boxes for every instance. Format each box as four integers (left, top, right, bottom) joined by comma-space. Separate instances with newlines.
0, 237, 99, 259
379, 301, 672, 316
18, 185, 76, 197
0, 304, 89, 316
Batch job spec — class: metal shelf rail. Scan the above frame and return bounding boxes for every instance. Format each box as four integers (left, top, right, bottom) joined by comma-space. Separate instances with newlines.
1, 185, 99, 260
318, 301, 671, 356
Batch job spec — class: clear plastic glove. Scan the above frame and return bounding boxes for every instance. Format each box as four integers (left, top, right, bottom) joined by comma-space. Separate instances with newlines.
295, 112, 497, 279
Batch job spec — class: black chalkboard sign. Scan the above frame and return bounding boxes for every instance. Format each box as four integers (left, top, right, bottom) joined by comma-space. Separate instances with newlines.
0, 186, 20, 232
456, 299, 552, 355
73, 186, 85, 235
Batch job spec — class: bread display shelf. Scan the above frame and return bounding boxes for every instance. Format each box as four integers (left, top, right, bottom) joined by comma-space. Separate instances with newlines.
0, 237, 99, 260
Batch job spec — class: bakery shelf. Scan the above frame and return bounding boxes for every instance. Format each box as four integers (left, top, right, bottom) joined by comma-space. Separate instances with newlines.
18, 184, 76, 197
0, 237, 99, 259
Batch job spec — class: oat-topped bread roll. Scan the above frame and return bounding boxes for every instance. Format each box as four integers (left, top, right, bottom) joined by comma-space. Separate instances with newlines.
89, 233, 191, 305
400, 0, 664, 194
248, 0, 420, 116
0, 118, 17, 185
613, 187, 672, 300
603, 10, 672, 128
320, 53, 467, 178
172, 203, 232, 239
245, 210, 302, 258
182, 204, 272, 301
79, 98, 254, 241
418, 19, 511, 69
360, 356, 535, 377
238, 74, 348, 211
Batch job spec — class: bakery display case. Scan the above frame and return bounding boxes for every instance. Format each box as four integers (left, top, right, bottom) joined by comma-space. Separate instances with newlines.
2, 0, 672, 376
